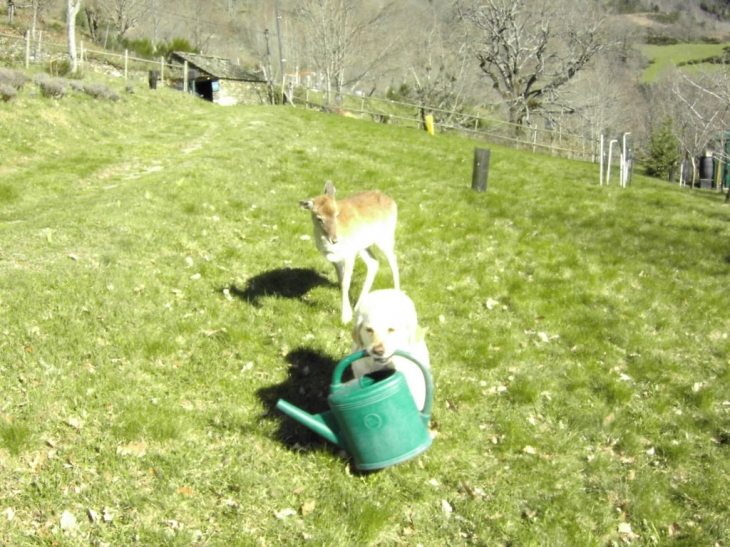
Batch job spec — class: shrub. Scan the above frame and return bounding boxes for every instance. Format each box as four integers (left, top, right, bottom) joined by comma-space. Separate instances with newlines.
83, 82, 121, 101
69, 80, 85, 92
0, 83, 17, 102
386, 83, 412, 102
50, 59, 71, 77
646, 33, 680, 46
122, 37, 156, 58
159, 37, 197, 60
0, 67, 29, 90
36, 76, 68, 99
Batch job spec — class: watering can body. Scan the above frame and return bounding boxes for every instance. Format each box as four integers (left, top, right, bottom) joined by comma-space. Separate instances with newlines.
276, 350, 433, 470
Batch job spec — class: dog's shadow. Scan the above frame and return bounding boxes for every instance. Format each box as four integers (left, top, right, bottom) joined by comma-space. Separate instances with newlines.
227, 267, 335, 306
257, 347, 355, 451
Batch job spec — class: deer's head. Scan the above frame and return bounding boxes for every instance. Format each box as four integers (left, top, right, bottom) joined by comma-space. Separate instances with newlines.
300, 181, 340, 244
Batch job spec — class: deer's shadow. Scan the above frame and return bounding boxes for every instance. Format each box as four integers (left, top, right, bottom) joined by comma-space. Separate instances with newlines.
257, 347, 355, 451
228, 267, 335, 307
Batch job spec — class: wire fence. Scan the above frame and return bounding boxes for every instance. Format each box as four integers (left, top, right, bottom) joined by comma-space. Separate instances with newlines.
1, 28, 600, 163
292, 88, 600, 163
0, 29, 179, 83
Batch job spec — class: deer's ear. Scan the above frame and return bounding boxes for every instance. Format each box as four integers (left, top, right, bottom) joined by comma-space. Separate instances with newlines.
299, 199, 314, 210
324, 180, 336, 197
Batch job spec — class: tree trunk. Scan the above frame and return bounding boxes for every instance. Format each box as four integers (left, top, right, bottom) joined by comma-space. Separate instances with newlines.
67, 0, 82, 73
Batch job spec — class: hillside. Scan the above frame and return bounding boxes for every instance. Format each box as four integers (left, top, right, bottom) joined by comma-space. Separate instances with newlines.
1, 70, 730, 545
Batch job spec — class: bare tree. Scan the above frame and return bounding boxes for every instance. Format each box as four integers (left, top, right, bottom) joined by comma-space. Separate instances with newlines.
30, 0, 54, 38
180, 1, 216, 51
84, 0, 102, 43
290, 0, 401, 103
456, 0, 609, 134
559, 52, 647, 159
102, 0, 147, 41
146, 0, 163, 46
401, 3, 478, 128
67, 0, 82, 73
661, 68, 730, 189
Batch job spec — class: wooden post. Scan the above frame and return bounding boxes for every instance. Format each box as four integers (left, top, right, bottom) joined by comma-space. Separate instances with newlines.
124, 49, 128, 80
160, 56, 164, 86
472, 148, 490, 192
183, 60, 188, 93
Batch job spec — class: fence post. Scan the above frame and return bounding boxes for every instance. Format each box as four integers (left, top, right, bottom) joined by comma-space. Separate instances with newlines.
35, 30, 42, 63
124, 49, 128, 80
160, 56, 164, 86
599, 135, 604, 186
472, 148, 490, 192
183, 60, 188, 93
24, 29, 30, 68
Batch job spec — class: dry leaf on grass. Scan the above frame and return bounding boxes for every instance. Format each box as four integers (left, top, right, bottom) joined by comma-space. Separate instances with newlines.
300, 499, 316, 516
65, 416, 83, 430
116, 441, 147, 457
618, 522, 640, 541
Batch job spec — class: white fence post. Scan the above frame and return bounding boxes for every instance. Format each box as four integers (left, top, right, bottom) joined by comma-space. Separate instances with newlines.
600, 135, 604, 186
606, 139, 618, 185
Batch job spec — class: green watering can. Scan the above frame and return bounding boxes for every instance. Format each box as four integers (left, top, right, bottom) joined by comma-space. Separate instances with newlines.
276, 349, 434, 471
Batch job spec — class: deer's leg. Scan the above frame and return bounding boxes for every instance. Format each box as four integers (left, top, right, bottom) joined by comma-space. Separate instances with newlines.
332, 261, 344, 286
377, 241, 400, 290
338, 258, 355, 324
355, 249, 379, 310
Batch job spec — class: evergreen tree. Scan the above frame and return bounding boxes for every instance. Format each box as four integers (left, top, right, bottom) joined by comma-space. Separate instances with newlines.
645, 117, 680, 180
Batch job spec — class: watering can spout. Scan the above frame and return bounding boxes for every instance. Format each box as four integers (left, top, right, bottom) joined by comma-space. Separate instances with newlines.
275, 399, 345, 448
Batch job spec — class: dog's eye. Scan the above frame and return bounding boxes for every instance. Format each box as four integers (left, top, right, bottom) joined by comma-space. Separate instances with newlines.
366, 327, 374, 334
387, 328, 395, 334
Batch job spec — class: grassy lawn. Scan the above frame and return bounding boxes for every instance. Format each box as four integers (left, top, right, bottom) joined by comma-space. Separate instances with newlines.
639, 42, 730, 82
1, 73, 730, 546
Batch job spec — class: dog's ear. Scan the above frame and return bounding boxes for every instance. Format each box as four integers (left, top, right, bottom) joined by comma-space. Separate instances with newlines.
351, 318, 363, 347
299, 199, 314, 210
405, 323, 417, 344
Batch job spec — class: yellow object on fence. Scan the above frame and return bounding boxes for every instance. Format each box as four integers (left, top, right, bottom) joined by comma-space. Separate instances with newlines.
425, 115, 435, 135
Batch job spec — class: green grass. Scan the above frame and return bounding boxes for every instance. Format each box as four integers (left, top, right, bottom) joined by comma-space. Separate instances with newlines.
640, 42, 730, 82
1, 71, 730, 546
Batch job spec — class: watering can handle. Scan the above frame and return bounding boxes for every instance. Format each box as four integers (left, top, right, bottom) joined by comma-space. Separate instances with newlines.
330, 349, 434, 420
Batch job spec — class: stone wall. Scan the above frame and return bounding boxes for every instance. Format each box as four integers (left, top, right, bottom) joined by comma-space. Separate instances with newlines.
215, 80, 269, 106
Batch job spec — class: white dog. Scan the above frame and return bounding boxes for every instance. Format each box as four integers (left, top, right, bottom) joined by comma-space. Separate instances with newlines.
350, 289, 431, 410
